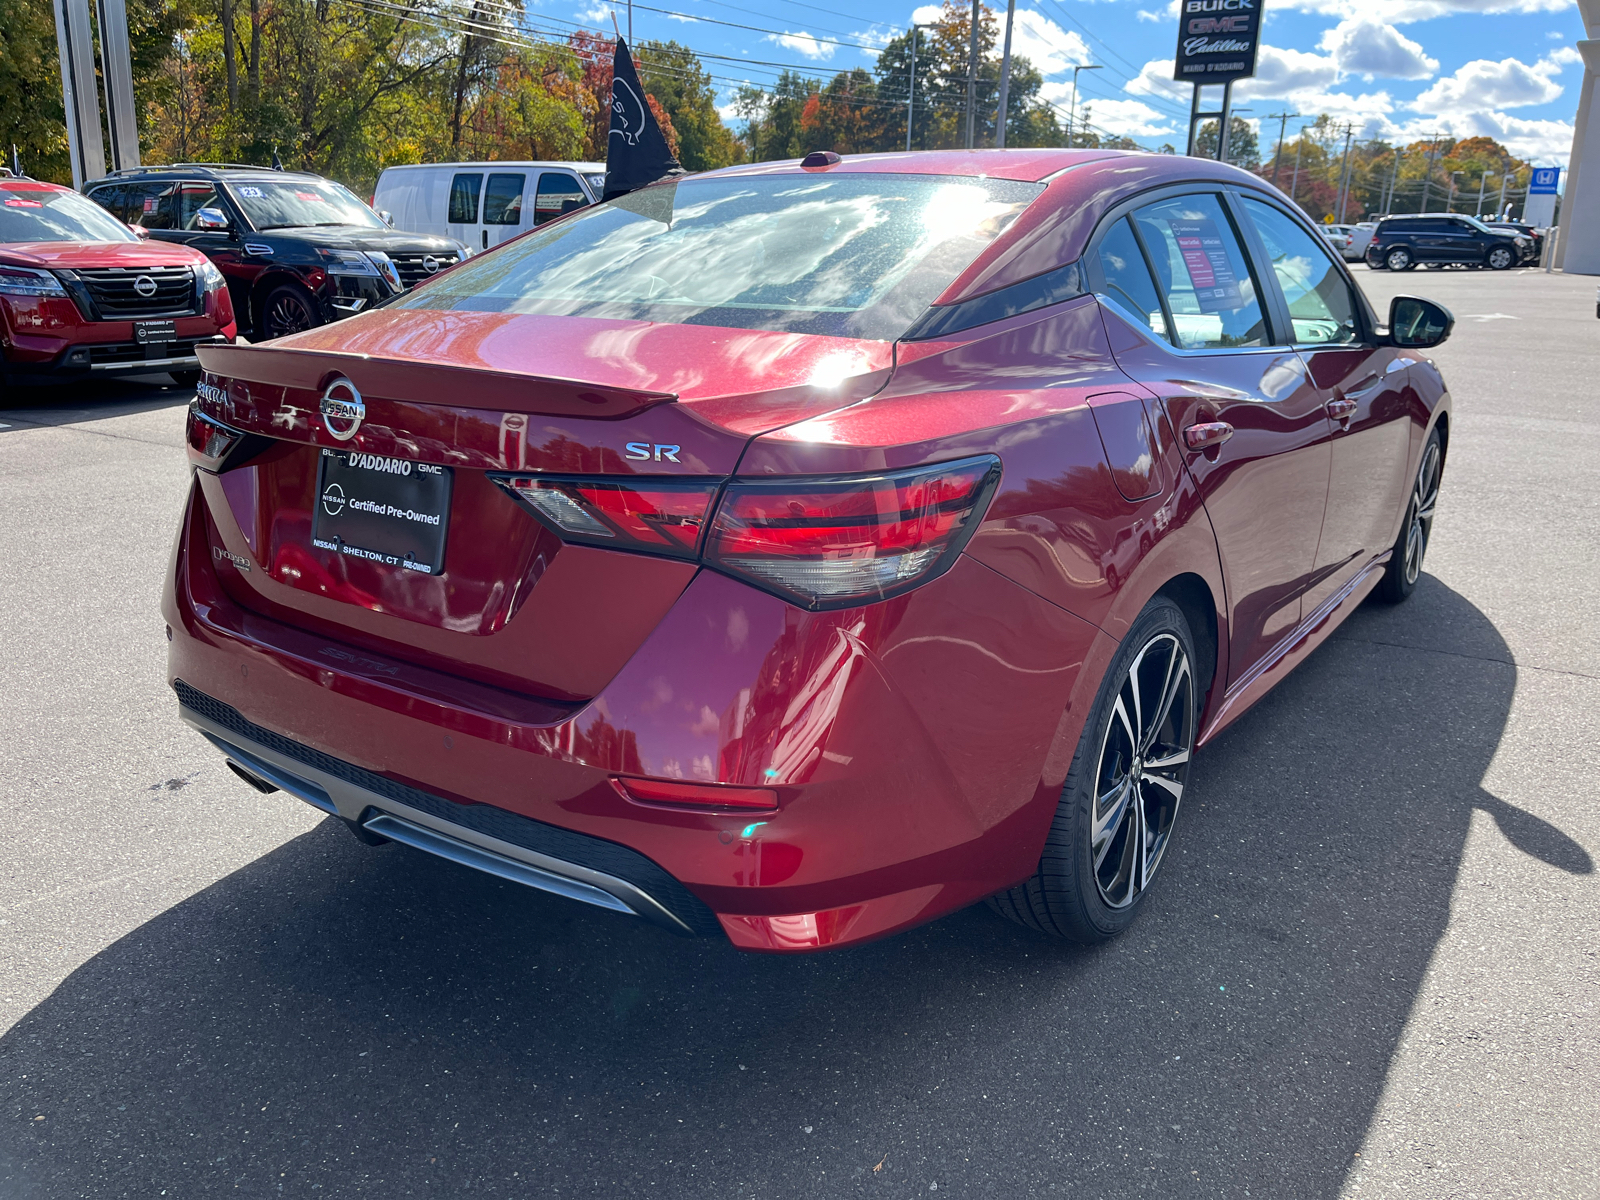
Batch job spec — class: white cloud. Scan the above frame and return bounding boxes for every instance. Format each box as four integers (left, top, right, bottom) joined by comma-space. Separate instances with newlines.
1008, 10, 1091, 75
1412, 54, 1566, 111
1269, 0, 1572, 22
911, 4, 943, 24
1546, 44, 1583, 65
851, 26, 895, 57
1548, 28, 1566, 36
1136, 0, 1179, 23
1076, 97, 1177, 136
577, 1, 612, 24
1319, 18, 1438, 80
766, 30, 835, 60
1390, 110, 1576, 164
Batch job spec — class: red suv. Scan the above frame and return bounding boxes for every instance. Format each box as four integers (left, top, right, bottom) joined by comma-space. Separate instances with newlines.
168, 151, 1452, 952
0, 173, 235, 389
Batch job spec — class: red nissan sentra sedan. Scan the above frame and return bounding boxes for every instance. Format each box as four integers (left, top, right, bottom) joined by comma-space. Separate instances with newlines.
0, 174, 235, 388
166, 149, 1452, 951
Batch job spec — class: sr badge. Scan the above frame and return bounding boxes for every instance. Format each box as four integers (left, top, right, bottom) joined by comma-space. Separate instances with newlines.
320, 377, 365, 441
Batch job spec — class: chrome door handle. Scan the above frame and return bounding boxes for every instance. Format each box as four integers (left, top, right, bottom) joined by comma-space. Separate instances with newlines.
1183, 421, 1234, 451
1327, 397, 1358, 421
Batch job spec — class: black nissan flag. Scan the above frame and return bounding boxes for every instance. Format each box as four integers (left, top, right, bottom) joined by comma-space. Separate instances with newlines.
603, 39, 684, 201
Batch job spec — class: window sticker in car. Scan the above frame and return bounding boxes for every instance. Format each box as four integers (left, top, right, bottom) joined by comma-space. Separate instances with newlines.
1170, 218, 1243, 313
295, 191, 322, 201
3, 198, 43, 208
237, 186, 264, 198
144, 197, 158, 211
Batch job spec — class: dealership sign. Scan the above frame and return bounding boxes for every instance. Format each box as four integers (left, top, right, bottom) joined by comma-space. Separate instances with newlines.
1529, 167, 1560, 195
1173, 0, 1263, 84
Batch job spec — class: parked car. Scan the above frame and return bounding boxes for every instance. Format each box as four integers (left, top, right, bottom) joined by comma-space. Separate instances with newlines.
372, 161, 605, 252
171, 150, 1453, 952
82, 165, 467, 341
0, 171, 235, 389
1483, 219, 1544, 264
1364, 212, 1527, 271
1319, 226, 1352, 255
1328, 221, 1376, 261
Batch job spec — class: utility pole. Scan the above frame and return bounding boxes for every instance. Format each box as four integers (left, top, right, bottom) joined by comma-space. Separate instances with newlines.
994, 0, 1016, 148
1475, 171, 1494, 217
1495, 159, 1511, 217
964, 0, 979, 149
1419, 136, 1441, 212
1268, 110, 1299, 187
906, 25, 917, 153
1383, 147, 1403, 215
1289, 133, 1304, 208
1068, 64, 1103, 148
1335, 123, 1355, 223
1447, 170, 1463, 213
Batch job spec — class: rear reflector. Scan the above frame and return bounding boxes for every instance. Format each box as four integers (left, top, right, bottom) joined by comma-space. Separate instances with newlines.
704, 455, 1001, 609
494, 475, 720, 560
612, 776, 779, 812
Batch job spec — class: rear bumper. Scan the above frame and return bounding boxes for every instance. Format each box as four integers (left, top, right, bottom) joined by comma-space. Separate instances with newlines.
164, 478, 1103, 951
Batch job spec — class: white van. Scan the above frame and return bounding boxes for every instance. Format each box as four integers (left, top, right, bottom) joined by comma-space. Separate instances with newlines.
372, 161, 606, 253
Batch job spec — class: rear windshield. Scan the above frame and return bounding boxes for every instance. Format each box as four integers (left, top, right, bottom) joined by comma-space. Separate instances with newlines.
228, 179, 386, 231
0, 187, 137, 243
392, 173, 1044, 340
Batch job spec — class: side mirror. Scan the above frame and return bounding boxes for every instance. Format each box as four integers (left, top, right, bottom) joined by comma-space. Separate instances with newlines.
1387, 295, 1453, 349
194, 207, 230, 231
379, 210, 395, 227
128, 223, 150, 239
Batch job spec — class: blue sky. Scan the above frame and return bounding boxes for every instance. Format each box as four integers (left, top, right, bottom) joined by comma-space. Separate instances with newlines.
562, 0, 1588, 167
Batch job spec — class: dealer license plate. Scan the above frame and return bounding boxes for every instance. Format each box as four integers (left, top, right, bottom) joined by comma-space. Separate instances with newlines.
311, 449, 453, 575
134, 319, 176, 344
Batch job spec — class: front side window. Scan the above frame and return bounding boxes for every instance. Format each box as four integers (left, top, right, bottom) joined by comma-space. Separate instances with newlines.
1133, 193, 1266, 350
395, 173, 1044, 341
482, 173, 526, 226
0, 186, 137, 243
1095, 216, 1170, 342
226, 179, 385, 231
448, 172, 482, 223
534, 173, 588, 227
1242, 198, 1359, 346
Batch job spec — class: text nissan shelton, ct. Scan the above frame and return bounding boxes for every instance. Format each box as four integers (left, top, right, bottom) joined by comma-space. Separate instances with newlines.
168, 149, 1453, 952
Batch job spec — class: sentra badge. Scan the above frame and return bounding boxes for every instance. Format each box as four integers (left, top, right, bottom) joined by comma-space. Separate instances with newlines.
320, 378, 365, 441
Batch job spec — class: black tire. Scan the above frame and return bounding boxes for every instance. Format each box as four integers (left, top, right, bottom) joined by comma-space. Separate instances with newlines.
167, 369, 201, 389
256, 283, 322, 341
989, 596, 1199, 942
1385, 246, 1414, 271
1376, 427, 1442, 604
1487, 245, 1515, 270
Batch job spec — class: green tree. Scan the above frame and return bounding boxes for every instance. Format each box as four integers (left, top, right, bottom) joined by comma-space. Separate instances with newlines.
637, 40, 743, 171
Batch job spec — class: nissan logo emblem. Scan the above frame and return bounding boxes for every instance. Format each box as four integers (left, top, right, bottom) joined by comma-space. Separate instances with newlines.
422, 255, 440, 274
133, 275, 158, 297
320, 378, 365, 441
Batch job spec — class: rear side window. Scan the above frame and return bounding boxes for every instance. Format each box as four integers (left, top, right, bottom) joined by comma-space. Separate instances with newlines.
448, 173, 482, 224
1095, 217, 1170, 343
86, 184, 129, 222
483, 173, 526, 225
1133, 194, 1267, 350
1242, 198, 1359, 345
534, 173, 587, 227
393, 173, 1043, 341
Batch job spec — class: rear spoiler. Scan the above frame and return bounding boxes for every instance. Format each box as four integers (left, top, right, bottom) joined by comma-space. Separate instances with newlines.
195, 343, 677, 419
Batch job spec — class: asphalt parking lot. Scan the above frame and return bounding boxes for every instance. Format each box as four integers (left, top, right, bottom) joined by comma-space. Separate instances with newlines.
1, 264, 1596, 1199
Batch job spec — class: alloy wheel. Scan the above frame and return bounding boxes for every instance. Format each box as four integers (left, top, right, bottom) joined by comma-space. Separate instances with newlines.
1404, 439, 1442, 585
1386, 248, 1411, 271
1090, 632, 1195, 909
1488, 247, 1513, 269
264, 291, 315, 340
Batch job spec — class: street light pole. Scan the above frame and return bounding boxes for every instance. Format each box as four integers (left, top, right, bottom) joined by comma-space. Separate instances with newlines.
1448, 170, 1463, 213
906, 25, 917, 153
1475, 171, 1495, 217
994, 0, 1016, 149
1289, 132, 1304, 207
1068, 63, 1102, 148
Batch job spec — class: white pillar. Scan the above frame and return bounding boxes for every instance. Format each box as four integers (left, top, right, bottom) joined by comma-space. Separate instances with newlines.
1556, 0, 1600, 272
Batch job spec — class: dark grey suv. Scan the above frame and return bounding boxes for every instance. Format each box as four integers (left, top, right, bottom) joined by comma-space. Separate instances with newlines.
1365, 213, 1528, 272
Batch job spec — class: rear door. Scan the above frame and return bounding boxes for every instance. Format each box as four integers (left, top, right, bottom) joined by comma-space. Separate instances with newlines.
1239, 195, 1413, 615
445, 171, 483, 250
1095, 190, 1333, 687
482, 172, 527, 249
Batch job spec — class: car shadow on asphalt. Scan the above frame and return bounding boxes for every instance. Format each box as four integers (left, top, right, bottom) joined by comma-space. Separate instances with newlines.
0, 379, 190, 431
0, 578, 1589, 1199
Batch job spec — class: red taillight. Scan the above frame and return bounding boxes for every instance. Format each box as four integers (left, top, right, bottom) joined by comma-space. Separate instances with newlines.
704, 456, 1000, 609
612, 776, 779, 812
186, 403, 241, 468
493, 475, 720, 559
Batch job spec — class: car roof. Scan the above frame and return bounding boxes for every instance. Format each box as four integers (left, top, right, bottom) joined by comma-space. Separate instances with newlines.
84, 164, 327, 186
704, 147, 1129, 184
0, 178, 71, 193
378, 161, 605, 173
